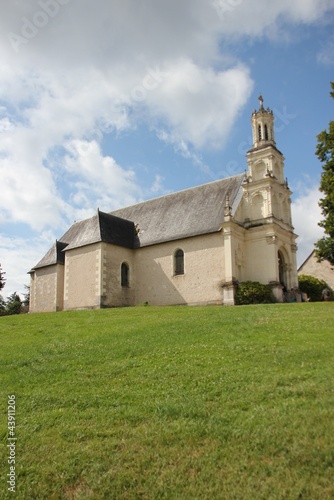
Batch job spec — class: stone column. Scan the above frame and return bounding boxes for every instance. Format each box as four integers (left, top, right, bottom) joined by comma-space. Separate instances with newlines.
223, 220, 237, 305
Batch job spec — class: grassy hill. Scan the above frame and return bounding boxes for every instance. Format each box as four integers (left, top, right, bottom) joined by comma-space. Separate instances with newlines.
1, 303, 334, 499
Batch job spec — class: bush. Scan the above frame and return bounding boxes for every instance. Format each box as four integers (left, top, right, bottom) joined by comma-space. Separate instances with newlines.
298, 275, 333, 302
235, 281, 275, 305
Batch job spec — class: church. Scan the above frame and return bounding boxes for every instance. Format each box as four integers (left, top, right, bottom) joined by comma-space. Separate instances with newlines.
29, 97, 299, 312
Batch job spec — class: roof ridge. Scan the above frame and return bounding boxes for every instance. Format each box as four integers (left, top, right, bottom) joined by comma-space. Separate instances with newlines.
110, 173, 244, 214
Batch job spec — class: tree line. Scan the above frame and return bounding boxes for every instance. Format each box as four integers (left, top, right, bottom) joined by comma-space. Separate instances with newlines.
0, 264, 29, 316
315, 82, 334, 264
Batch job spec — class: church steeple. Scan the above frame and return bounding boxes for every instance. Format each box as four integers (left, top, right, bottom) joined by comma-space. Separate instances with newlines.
246, 96, 285, 185
251, 95, 276, 149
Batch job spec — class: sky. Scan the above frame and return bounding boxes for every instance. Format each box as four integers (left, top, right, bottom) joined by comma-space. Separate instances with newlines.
1, 0, 334, 298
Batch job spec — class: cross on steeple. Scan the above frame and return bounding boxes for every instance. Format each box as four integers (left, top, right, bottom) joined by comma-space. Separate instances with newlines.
258, 94, 264, 111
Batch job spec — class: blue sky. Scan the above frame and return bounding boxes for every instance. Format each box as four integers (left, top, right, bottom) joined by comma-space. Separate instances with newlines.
0, 0, 334, 298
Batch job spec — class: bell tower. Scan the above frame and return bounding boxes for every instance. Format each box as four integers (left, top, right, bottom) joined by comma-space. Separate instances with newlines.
251, 95, 275, 148
246, 95, 285, 184
237, 96, 299, 299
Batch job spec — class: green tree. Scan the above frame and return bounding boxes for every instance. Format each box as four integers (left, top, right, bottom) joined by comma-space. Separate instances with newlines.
0, 263, 6, 292
6, 292, 22, 315
23, 285, 30, 308
0, 296, 6, 316
315, 82, 334, 264
298, 274, 333, 302
0, 265, 6, 315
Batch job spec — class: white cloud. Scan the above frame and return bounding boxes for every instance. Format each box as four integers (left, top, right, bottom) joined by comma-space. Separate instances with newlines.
0, 0, 333, 298
212, 0, 334, 38
147, 60, 253, 150
0, 155, 66, 232
317, 35, 334, 65
63, 139, 141, 214
0, 232, 56, 299
291, 183, 324, 266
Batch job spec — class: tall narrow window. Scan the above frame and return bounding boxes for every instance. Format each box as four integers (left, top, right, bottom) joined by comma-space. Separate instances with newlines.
278, 251, 286, 287
264, 124, 269, 140
258, 124, 262, 141
174, 249, 184, 275
121, 262, 129, 287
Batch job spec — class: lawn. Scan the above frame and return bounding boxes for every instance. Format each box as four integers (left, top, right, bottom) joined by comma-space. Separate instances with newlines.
1, 303, 334, 499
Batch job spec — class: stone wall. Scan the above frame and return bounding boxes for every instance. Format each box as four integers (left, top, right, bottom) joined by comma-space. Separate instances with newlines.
63, 244, 101, 310
101, 244, 135, 307
29, 265, 62, 313
133, 233, 225, 306
298, 252, 334, 289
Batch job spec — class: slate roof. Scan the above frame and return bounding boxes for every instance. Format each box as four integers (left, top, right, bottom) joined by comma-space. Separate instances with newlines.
111, 173, 245, 247
59, 211, 137, 251
31, 211, 137, 270
31, 240, 68, 270
31, 174, 244, 270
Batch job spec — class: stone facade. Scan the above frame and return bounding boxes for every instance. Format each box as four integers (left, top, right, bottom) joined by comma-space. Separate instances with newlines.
29, 97, 299, 312
29, 264, 64, 312
298, 250, 334, 289
63, 244, 102, 310
133, 233, 225, 306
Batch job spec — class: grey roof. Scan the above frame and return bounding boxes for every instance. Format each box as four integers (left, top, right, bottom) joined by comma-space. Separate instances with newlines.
30, 240, 67, 271
31, 211, 137, 270
31, 174, 244, 271
111, 173, 244, 247
59, 211, 137, 251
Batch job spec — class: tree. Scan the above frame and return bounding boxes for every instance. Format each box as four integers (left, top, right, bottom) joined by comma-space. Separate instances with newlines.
0, 263, 6, 292
315, 82, 334, 264
6, 292, 22, 315
298, 274, 333, 302
23, 285, 30, 308
0, 296, 6, 316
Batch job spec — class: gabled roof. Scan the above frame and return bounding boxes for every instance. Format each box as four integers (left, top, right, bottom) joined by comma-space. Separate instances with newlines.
30, 240, 68, 271
59, 210, 137, 251
297, 250, 316, 272
31, 211, 137, 271
31, 174, 245, 271
111, 173, 244, 247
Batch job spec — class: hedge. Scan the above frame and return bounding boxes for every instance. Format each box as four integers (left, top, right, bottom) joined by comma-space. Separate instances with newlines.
235, 281, 276, 305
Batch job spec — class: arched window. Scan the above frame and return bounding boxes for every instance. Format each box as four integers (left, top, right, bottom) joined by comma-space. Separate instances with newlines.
121, 262, 129, 287
258, 124, 262, 141
264, 124, 269, 140
174, 249, 184, 275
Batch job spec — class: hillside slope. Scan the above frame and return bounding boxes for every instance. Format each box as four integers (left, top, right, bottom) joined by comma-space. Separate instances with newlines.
1, 304, 334, 499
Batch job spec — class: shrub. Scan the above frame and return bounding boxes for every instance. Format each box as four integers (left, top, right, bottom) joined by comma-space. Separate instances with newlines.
298, 275, 333, 302
5, 292, 22, 315
235, 281, 275, 305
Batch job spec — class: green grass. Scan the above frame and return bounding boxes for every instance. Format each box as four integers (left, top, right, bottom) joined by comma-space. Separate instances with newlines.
1, 303, 334, 499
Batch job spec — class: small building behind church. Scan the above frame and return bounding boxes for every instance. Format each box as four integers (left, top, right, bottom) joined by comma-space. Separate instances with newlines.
29, 97, 299, 312
298, 250, 334, 289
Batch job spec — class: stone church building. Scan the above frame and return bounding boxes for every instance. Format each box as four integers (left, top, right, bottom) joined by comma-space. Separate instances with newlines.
29, 97, 299, 312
